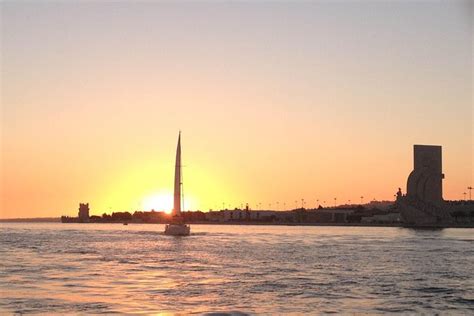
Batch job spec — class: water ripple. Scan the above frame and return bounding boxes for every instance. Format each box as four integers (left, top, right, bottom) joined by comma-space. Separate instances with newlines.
0, 223, 473, 314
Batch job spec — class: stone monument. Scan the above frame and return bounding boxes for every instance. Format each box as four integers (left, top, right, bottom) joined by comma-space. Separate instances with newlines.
397, 145, 452, 225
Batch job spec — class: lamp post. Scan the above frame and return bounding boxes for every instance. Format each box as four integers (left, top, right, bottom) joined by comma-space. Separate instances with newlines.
360, 196, 364, 205
468, 186, 473, 201
334, 197, 337, 208
463, 192, 467, 201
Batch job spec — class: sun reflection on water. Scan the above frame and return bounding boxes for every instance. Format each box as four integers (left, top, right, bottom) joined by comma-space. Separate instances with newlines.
0, 223, 473, 314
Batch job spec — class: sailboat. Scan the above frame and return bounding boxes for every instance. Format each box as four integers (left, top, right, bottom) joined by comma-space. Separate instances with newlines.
164, 132, 191, 236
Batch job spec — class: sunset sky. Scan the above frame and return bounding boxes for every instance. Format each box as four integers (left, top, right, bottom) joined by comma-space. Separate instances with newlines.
1, 1, 472, 218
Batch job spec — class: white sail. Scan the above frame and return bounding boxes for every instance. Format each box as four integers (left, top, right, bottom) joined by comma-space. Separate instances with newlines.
165, 131, 190, 236
172, 132, 182, 217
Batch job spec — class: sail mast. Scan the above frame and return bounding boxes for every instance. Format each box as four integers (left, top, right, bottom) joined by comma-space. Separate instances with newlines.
173, 132, 182, 216
164, 131, 190, 235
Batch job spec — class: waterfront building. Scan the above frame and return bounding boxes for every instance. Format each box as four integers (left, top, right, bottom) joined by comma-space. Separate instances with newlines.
306, 209, 354, 223
211, 210, 281, 222
361, 212, 401, 224
205, 208, 357, 224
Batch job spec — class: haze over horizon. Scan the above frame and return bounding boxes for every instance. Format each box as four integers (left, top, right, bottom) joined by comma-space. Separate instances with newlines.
1, 1, 472, 218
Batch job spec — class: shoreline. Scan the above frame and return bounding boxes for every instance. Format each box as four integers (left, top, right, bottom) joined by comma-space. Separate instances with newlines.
1, 219, 473, 228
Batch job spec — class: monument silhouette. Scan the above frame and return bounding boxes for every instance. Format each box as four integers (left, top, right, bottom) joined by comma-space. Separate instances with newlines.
397, 145, 453, 226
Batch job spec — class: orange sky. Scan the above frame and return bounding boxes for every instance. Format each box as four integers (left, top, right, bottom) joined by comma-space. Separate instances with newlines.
1, 2, 472, 218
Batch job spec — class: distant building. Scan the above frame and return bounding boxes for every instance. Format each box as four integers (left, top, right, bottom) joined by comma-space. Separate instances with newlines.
205, 210, 225, 222
361, 212, 401, 224
212, 210, 281, 222
364, 200, 393, 211
78, 203, 90, 223
204, 208, 356, 224
205, 209, 291, 222
306, 209, 354, 223
445, 201, 474, 224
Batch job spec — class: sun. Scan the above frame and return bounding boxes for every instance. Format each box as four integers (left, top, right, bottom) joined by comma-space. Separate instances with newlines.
142, 193, 173, 214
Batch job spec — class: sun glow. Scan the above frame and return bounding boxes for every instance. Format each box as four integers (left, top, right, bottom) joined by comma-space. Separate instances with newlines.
142, 192, 197, 213
142, 193, 173, 213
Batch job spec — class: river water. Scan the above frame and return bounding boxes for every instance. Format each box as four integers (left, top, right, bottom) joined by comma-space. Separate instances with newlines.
0, 223, 473, 314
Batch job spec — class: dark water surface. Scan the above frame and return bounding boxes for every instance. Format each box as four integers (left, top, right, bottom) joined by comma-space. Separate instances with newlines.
1, 223, 473, 314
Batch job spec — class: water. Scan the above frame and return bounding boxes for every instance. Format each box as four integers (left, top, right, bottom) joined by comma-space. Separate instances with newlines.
1, 223, 473, 314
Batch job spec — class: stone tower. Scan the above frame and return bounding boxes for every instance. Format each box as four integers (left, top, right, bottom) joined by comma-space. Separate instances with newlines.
78, 203, 90, 223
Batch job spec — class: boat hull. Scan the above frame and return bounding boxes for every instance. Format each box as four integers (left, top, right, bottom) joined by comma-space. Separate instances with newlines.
164, 224, 191, 236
